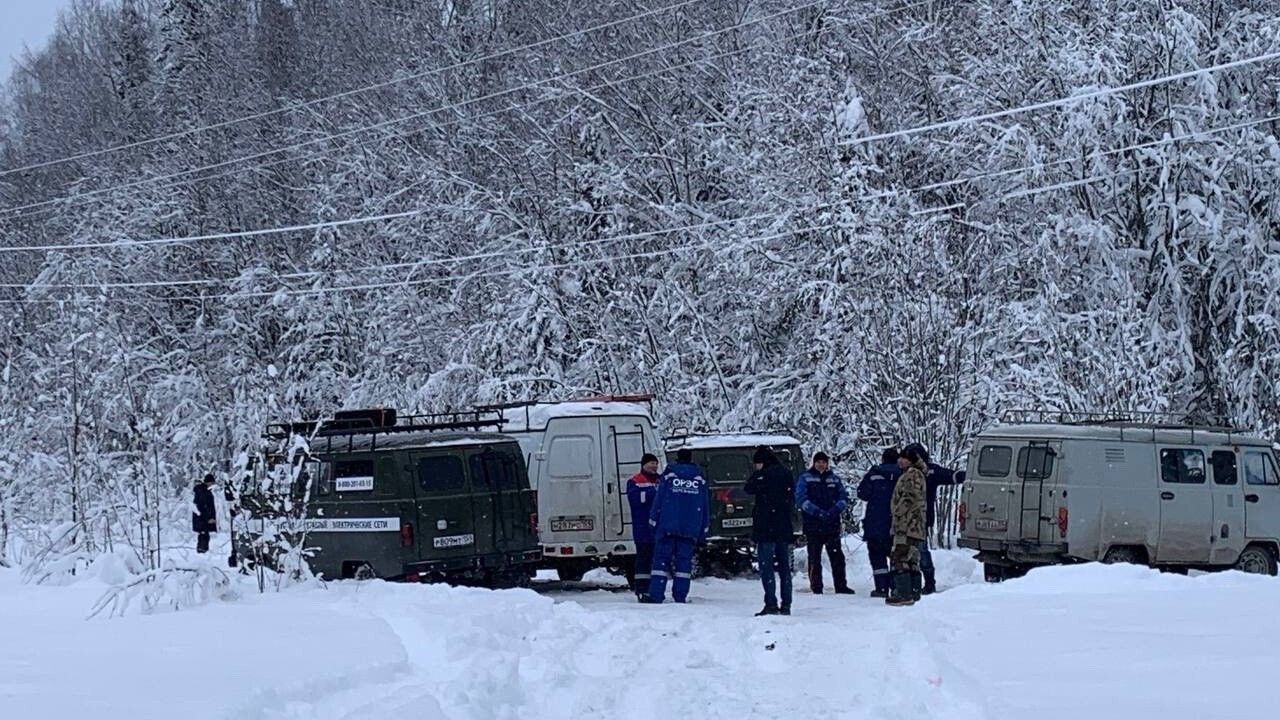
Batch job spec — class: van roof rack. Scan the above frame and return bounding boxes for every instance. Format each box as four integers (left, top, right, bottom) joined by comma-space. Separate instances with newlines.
1000, 408, 1241, 432
475, 393, 655, 411
661, 426, 795, 443
264, 407, 507, 444
476, 393, 656, 430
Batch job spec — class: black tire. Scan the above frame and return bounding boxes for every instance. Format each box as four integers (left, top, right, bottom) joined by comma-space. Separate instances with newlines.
1233, 545, 1278, 576
487, 567, 533, 589
353, 563, 377, 581
983, 562, 1027, 582
1102, 546, 1146, 565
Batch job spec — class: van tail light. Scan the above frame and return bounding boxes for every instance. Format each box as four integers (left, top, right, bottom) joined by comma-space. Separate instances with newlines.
529, 512, 539, 535
1057, 507, 1068, 538
714, 489, 732, 503
958, 502, 967, 531
400, 521, 414, 548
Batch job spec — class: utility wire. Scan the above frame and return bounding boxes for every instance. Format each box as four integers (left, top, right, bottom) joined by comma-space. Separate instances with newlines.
0, 0, 712, 178
0, 0, 872, 217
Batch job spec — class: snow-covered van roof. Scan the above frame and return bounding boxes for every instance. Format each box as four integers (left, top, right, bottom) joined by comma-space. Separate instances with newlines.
980, 423, 1272, 447
497, 401, 654, 433
307, 431, 516, 455
665, 433, 802, 451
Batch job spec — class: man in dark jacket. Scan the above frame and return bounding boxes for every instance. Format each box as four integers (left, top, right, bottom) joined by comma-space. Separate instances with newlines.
193, 473, 217, 554
795, 452, 853, 595
644, 449, 709, 604
745, 446, 795, 616
904, 442, 964, 595
857, 448, 901, 598
626, 453, 661, 600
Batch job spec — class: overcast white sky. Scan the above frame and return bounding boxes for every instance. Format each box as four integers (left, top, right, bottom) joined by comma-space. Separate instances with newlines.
1, 0, 73, 82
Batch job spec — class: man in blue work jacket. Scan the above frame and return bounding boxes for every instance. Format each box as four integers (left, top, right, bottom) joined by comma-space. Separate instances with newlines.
644, 448, 709, 604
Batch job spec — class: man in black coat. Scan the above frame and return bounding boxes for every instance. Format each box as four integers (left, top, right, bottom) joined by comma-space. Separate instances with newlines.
745, 446, 796, 616
193, 473, 217, 554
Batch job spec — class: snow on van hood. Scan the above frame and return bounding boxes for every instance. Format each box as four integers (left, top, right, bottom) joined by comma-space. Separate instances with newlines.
665, 433, 801, 450
498, 401, 653, 432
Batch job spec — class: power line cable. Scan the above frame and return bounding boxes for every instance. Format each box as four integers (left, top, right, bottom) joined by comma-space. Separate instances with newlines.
0, 0, 712, 178
1, 108, 1271, 259
838, 50, 1280, 148
0, 0, 870, 217
5, 115, 1271, 300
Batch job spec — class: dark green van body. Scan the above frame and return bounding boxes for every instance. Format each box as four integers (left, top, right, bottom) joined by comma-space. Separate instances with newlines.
245, 426, 540, 586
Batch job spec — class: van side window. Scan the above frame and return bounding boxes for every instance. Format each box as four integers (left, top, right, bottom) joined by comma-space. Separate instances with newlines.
1244, 452, 1279, 486
1160, 449, 1206, 484
318, 462, 332, 495
333, 459, 374, 493
418, 455, 466, 492
1016, 446, 1055, 479
977, 446, 1012, 477
1210, 451, 1237, 485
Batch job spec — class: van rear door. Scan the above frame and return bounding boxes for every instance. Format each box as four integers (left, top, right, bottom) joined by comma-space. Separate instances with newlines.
963, 442, 1015, 541
411, 451, 480, 560
1155, 447, 1212, 564
1015, 441, 1061, 543
538, 417, 604, 544
604, 419, 652, 543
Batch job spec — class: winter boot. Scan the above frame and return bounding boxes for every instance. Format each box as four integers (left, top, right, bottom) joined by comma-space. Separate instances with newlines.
871, 572, 889, 598
921, 569, 937, 596
834, 586, 856, 595
886, 573, 916, 607
755, 605, 779, 617
911, 572, 923, 602
779, 606, 791, 616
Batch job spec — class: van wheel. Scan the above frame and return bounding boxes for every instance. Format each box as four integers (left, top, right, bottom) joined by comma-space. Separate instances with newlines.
556, 562, 589, 582
354, 563, 377, 581
1233, 545, 1278, 576
983, 563, 1026, 583
1102, 547, 1145, 565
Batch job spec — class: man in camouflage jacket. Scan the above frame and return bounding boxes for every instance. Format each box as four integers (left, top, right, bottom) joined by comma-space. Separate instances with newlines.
887, 445, 928, 606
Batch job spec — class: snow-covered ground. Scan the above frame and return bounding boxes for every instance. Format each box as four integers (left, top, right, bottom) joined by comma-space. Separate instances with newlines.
3, 542, 1278, 720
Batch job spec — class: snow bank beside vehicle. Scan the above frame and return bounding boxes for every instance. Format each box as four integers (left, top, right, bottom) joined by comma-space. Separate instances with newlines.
931, 563, 1280, 720
3, 551, 1278, 720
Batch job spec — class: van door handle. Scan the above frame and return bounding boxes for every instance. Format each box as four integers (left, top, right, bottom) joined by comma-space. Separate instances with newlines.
1245, 494, 1260, 503
1160, 491, 1175, 500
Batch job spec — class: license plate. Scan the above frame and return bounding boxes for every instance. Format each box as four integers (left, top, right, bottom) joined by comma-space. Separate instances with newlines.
551, 518, 594, 532
974, 518, 1007, 532
433, 533, 475, 549
722, 518, 753, 528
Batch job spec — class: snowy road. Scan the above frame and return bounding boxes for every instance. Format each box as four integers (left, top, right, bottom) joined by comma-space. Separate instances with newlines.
3, 547, 1278, 720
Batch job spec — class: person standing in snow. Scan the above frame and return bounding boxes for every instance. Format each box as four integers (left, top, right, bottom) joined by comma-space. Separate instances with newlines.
193, 473, 217, 554
626, 453, 662, 601
888, 445, 928, 605
902, 442, 964, 595
745, 446, 796, 616
644, 448, 709, 604
795, 451, 853, 595
857, 447, 901, 598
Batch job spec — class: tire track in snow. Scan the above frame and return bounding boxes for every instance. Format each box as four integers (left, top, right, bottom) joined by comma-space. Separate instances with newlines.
245, 577, 991, 720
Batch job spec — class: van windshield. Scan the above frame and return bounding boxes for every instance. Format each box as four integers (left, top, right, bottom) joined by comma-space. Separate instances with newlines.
703, 452, 753, 485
